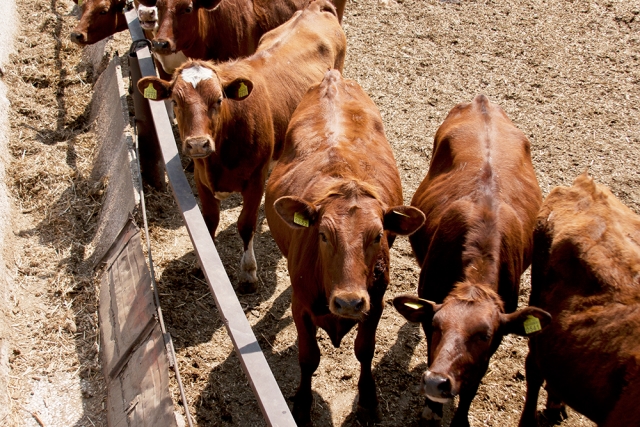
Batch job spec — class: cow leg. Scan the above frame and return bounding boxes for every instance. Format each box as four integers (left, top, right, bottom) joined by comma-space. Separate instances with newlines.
195, 175, 220, 239
353, 301, 382, 423
542, 389, 567, 424
353, 256, 388, 423
292, 306, 320, 426
519, 348, 544, 427
236, 181, 263, 294
450, 382, 479, 427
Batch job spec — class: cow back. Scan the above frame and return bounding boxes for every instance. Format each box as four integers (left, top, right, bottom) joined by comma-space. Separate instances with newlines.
245, 0, 346, 159
410, 95, 541, 307
530, 173, 640, 423
266, 70, 402, 262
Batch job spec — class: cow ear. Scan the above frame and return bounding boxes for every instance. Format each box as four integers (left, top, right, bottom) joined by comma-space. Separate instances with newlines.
393, 295, 437, 323
500, 306, 551, 337
137, 76, 171, 101
197, 0, 223, 10
223, 78, 253, 101
384, 206, 425, 236
273, 196, 318, 230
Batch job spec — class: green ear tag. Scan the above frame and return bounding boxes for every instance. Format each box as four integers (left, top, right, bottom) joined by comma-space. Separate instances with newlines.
78, 0, 83, 7
293, 212, 309, 227
404, 302, 423, 310
143, 83, 157, 100
523, 315, 542, 334
237, 82, 248, 98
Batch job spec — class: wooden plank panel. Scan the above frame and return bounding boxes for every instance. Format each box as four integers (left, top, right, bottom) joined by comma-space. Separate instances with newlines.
119, 324, 176, 427
98, 220, 177, 427
99, 221, 156, 379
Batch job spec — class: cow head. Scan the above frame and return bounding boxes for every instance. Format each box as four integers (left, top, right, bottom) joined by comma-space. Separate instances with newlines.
394, 284, 550, 402
274, 185, 425, 320
70, 0, 128, 45
137, 4, 159, 32
147, 0, 222, 55
136, 61, 253, 158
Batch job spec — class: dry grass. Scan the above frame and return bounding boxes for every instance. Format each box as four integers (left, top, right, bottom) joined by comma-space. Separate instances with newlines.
4, 0, 111, 425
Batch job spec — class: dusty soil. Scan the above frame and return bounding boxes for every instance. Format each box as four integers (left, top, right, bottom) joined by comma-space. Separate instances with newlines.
4, 0, 639, 426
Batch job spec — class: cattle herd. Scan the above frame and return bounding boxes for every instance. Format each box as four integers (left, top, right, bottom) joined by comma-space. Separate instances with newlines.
72, 0, 640, 426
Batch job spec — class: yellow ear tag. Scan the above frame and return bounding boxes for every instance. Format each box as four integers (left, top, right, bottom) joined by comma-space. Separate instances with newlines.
78, 0, 83, 7
143, 83, 157, 100
237, 82, 248, 98
404, 302, 423, 310
293, 212, 309, 227
523, 315, 542, 334
393, 210, 410, 217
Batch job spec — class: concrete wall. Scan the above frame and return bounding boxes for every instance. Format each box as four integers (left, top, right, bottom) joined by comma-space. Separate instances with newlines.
0, 0, 18, 421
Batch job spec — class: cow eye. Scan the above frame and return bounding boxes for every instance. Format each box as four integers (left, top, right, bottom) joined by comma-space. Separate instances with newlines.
216, 97, 222, 105
373, 232, 382, 244
474, 332, 491, 342
184, 5, 193, 13
319, 232, 327, 243
99, 9, 108, 15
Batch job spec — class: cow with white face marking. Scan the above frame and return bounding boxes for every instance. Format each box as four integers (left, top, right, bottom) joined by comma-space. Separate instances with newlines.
137, 0, 346, 293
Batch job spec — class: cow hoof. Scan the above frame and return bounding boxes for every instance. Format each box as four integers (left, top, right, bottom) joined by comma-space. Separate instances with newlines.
236, 280, 258, 294
292, 405, 312, 426
356, 404, 381, 425
543, 406, 568, 424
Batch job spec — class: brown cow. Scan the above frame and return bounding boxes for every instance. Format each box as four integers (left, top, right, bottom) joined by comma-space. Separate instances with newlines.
519, 172, 640, 427
142, 0, 346, 68
136, 0, 346, 293
70, 0, 128, 45
265, 69, 425, 425
393, 95, 550, 427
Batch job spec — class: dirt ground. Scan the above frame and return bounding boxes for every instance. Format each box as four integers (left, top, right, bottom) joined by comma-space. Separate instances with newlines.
4, 0, 640, 426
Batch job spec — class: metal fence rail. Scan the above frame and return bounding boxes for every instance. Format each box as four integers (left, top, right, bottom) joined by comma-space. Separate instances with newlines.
124, 8, 297, 427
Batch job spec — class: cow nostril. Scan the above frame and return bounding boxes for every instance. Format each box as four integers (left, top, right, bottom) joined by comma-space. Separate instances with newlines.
152, 40, 170, 50
70, 32, 84, 43
424, 373, 452, 397
334, 296, 365, 313
437, 377, 451, 393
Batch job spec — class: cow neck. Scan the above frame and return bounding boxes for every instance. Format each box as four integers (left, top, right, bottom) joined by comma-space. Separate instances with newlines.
197, 6, 252, 61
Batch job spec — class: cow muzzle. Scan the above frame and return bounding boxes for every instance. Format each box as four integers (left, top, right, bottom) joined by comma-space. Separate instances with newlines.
70, 31, 87, 45
183, 136, 214, 158
139, 19, 157, 31
137, 6, 158, 30
421, 370, 455, 403
152, 39, 174, 55
330, 290, 370, 319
